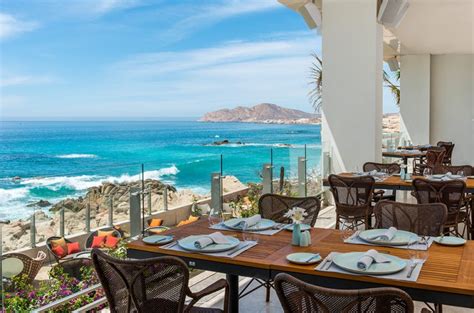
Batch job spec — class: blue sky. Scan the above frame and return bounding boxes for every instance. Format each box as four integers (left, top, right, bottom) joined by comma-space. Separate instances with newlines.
0, 0, 399, 120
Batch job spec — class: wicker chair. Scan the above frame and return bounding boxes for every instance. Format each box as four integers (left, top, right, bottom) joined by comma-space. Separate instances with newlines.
363, 162, 400, 202
374, 200, 447, 236
413, 178, 469, 238
328, 175, 375, 230
46, 236, 74, 263
252, 194, 321, 302
437, 141, 455, 165
258, 194, 321, 226
432, 165, 473, 176
54, 257, 94, 280
85, 227, 122, 249
91, 249, 228, 313
1, 251, 46, 283
413, 147, 446, 175
274, 273, 415, 313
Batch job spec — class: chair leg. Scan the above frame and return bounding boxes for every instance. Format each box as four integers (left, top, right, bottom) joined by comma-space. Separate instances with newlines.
265, 282, 271, 302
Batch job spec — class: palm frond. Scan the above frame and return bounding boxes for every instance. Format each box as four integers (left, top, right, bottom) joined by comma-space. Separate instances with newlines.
308, 53, 323, 112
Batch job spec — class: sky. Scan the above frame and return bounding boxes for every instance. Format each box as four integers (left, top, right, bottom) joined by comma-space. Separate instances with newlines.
0, 0, 399, 121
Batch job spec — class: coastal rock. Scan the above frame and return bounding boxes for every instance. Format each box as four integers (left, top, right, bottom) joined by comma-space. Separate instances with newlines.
27, 200, 52, 208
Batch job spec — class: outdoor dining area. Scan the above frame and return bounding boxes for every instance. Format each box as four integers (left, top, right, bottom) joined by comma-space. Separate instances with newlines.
86, 140, 471, 313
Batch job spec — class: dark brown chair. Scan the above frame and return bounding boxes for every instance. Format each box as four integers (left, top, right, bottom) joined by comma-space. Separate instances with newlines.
432, 165, 473, 176
374, 200, 447, 236
85, 227, 122, 249
54, 257, 94, 280
413, 147, 446, 175
413, 178, 469, 239
1, 251, 46, 284
258, 194, 321, 226
328, 175, 375, 230
91, 249, 228, 313
274, 273, 415, 313
437, 141, 455, 165
46, 236, 74, 263
363, 162, 400, 202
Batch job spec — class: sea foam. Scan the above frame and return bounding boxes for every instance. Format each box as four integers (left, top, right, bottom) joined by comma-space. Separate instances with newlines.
56, 154, 98, 159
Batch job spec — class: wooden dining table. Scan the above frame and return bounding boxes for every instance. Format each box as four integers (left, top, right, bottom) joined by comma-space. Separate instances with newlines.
127, 219, 474, 313
382, 150, 426, 165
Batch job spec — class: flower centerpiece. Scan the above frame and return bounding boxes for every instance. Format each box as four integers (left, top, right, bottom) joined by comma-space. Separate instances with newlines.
284, 207, 308, 245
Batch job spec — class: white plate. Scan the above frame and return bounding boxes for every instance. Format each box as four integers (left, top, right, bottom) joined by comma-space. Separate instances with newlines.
333, 252, 407, 275
178, 235, 240, 253
286, 253, 321, 265
433, 236, 466, 246
223, 218, 275, 231
285, 224, 311, 232
143, 235, 174, 245
359, 229, 417, 246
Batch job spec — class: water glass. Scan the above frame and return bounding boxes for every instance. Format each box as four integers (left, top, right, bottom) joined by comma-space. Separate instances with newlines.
242, 223, 259, 244
208, 208, 223, 227
423, 168, 432, 177
340, 224, 354, 242
408, 235, 429, 264
457, 170, 465, 177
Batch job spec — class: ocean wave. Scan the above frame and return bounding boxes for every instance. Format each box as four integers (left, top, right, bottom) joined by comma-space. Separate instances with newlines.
56, 154, 98, 159
0, 187, 29, 203
211, 143, 321, 148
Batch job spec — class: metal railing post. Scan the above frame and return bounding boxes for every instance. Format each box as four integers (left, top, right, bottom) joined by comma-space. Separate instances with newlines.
298, 156, 307, 197
108, 197, 113, 227
211, 173, 222, 212
59, 208, 65, 237
262, 163, 273, 194
30, 211, 36, 248
0, 220, 9, 310
163, 187, 168, 211
129, 188, 141, 237
147, 190, 152, 215
85, 204, 91, 233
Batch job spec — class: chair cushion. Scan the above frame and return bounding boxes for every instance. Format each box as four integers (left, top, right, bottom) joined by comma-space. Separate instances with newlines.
188, 215, 199, 223
149, 218, 163, 227
177, 220, 190, 227
67, 242, 81, 254
104, 236, 120, 249
51, 245, 67, 258
98, 230, 115, 237
91, 236, 106, 248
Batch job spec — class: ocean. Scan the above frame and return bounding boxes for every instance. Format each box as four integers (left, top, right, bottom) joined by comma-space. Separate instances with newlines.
0, 121, 321, 220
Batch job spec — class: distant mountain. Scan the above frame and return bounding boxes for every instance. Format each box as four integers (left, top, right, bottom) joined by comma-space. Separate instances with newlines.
199, 103, 321, 125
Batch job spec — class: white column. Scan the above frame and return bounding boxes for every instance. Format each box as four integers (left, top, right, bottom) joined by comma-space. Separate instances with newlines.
399, 55, 431, 145
322, 0, 383, 173
430, 55, 474, 164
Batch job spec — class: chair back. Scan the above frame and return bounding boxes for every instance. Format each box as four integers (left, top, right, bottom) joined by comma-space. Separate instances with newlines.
91, 249, 189, 313
274, 273, 414, 313
258, 194, 321, 226
412, 179, 466, 216
328, 175, 375, 217
425, 147, 446, 168
437, 141, 455, 165
2, 252, 46, 283
85, 228, 122, 249
363, 162, 400, 174
432, 165, 473, 176
374, 200, 447, 236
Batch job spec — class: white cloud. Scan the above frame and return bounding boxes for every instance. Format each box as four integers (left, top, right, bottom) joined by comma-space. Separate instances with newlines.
0, 74, 54, 87
0, 13, 39, 40
158, 0, 281, 43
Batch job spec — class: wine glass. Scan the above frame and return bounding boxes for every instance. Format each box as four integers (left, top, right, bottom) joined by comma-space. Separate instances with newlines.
423, 168, 432, 178
407, 235, 429, 276
208, 208, 223, 227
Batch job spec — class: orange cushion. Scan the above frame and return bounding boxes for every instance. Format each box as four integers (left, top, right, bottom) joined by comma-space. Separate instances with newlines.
188, 216, 199, 223
104, 236, 120, 248
149, 218, 163, 227
52, 245, 67, 258
97, 230, 115, 237
67, 242, 81, 254
91, 236, 106, 248
177, 220, 190, 227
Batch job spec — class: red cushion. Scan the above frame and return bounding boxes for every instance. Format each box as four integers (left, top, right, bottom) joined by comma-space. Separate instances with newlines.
51, 245, 67, 258
67, 242, 81, 255
91, 236, 106, 248
104, 236, 120, 249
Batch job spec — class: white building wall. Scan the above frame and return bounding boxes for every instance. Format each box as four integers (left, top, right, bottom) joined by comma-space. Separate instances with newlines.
430, 55, 474, 164
321, 0, 383, 173
399, 55, 431, 145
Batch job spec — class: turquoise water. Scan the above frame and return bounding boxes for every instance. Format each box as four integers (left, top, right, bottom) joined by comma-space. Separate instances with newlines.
0, 121, 321, 219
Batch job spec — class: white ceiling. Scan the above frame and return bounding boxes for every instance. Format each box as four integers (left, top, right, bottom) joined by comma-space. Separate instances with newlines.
388, 0, 474, 55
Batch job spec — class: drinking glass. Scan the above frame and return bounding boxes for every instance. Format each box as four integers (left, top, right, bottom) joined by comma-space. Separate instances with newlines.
242, 223, 259, 244
408, 235, 429, 266
340, 224, 354, 242
457, 170, 465, 177
423, 168, 432, 178
208, 208, 223, 227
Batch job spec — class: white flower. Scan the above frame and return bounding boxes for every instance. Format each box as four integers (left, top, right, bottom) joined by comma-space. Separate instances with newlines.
284, 207, 308, 224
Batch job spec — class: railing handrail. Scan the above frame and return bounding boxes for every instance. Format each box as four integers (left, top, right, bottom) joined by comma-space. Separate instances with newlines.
31, 284, 102, 313
71, 297, 108, 313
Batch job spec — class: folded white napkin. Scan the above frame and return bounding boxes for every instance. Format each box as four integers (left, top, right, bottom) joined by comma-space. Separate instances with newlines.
233, 214, 261, 229
193, 232, 230, 249
357, 249, 391, 271
368, 227, 397, 241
